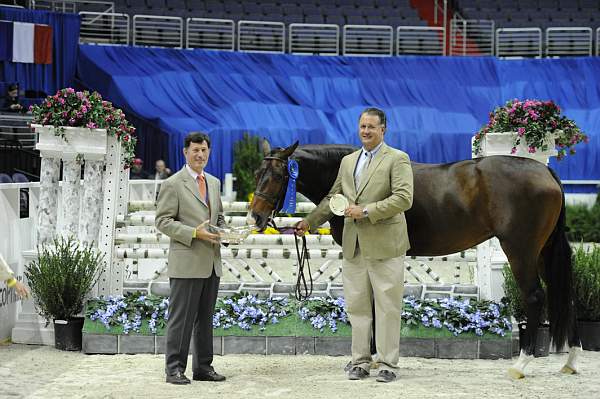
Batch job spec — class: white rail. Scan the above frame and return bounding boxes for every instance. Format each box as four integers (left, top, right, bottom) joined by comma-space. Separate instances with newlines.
133, 15, 183, 49
237, 20, 285, 53
397, 26, 444, 55
495, 28, 542, 58
450, 18, 494, 56
79, 11, 129, 46
343, 25, 393, 56
289, 23, 340, 55
186, 18, 235, 51
546, 27, 593, 57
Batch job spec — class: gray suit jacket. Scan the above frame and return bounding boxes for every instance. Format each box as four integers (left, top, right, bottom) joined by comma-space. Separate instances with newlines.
305, 143, 413, 260
155, 167, 225, 278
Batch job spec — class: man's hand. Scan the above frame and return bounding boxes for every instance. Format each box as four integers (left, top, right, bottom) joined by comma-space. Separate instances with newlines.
294, 220, 310, 236
344, 205, 367, 219
195, 220, 220, 244
10, 104, 22, 110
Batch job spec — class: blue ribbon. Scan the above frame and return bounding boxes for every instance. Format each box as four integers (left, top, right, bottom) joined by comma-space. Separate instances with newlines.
280, 159, 299, 213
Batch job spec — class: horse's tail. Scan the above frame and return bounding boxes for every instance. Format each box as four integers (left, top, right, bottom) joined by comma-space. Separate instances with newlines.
544, 167, 574, 351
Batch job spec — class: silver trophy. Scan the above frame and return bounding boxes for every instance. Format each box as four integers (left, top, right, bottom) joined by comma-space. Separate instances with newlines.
209, 224, 255, 244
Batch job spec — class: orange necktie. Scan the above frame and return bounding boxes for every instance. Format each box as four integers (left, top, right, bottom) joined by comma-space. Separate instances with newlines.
197, 174, 207, 202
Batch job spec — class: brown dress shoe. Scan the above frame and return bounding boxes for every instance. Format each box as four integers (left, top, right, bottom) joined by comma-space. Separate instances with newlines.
166, 371, 191, 385
193, 370, 226, 382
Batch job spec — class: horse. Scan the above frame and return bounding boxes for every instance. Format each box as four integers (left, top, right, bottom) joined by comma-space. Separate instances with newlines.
248, 140, 582, 379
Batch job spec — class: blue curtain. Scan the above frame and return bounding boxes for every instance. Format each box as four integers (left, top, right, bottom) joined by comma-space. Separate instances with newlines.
76, 44, 600, 185
0, 6, 80, 97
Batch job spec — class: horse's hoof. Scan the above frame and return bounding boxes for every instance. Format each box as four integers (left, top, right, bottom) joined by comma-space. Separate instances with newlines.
560, 365, 577, 375
508, 367, 525, 379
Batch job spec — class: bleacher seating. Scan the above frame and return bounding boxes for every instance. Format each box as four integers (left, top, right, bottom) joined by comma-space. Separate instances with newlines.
109, 0, 427, 27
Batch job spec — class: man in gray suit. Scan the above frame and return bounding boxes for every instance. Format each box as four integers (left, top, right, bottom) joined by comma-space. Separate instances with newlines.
296, 108, 413, 383
156, 132, 227, 384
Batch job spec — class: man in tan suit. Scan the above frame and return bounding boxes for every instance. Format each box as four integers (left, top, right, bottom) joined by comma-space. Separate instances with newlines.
295, 108, 413, 383
156, 132, 226, 384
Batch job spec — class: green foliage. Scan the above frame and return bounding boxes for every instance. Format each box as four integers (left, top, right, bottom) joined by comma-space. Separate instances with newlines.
232, 133, 263, 201
502, 264, 547, 323
572, 245, 600, 321
566, 201, 600, 243
26, 236, 104, 321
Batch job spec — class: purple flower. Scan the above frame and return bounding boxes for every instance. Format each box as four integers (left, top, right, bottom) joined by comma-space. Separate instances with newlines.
517, 127, 525, 136
528, 146, 536, 153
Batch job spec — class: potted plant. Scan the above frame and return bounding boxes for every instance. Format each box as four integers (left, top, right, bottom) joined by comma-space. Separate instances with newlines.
472, 99, 588, 162
572, 245, 600, 350
30, 88, 137, 167
25, 236, 104, 351
502, 264, 550, 357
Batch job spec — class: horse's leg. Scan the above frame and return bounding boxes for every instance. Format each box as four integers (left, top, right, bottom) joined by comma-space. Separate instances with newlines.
503, 245, 545, 379
561, 304, 582, 374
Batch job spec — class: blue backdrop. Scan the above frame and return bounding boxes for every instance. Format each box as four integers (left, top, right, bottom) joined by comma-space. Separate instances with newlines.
76, 44, 599, 186
0, 6, 80, 98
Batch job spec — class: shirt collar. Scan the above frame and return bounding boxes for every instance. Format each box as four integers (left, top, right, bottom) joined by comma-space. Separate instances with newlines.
362, 141, 384, 157
185, 164, 205, 180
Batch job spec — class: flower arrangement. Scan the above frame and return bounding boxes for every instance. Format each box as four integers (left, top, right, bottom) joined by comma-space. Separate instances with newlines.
212, 293, 292, 330
86, 293, 169, 334
298, 297, 348, 333
402, 296, 512, 337
472, 99, 588, 160
85, 292, 513, 337
30, 88, 137, 167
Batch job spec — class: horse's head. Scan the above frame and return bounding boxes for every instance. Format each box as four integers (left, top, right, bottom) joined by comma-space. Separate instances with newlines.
247, 140, 299, 230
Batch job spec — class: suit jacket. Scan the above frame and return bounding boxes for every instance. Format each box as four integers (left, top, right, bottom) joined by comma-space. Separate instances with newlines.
155, 167, 225, 278
305, 143, 413, 260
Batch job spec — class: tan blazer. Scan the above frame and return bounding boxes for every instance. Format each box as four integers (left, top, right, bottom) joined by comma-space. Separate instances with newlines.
305, 143, 413, 260
155, 167, 225, 278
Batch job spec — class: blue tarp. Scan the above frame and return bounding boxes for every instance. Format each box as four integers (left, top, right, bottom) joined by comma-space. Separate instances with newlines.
76, 45, 599, 187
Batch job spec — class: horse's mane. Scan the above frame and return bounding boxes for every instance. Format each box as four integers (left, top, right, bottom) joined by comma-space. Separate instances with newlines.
288, 144, 357, 203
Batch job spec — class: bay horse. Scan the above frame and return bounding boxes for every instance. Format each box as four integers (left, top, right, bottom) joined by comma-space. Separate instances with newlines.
248, 141, 581, 379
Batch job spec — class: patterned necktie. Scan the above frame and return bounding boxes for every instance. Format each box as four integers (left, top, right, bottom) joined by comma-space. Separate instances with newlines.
197, 174, 207, 202
355, 151, 371, 188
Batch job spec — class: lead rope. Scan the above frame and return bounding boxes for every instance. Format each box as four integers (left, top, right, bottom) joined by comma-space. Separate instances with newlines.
294, 234, 313, 301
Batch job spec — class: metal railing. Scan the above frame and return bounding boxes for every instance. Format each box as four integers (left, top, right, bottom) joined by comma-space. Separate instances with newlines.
237, 21, 285, 53
342, 25, 393, 56
450, 18, 494, 56
31, 0, 113, 14
495, 28, 542, 58
79, 11, 129, 45
186, 18, 234, 51
397, 26, 444, 55
288, 23, 340, 56
133, 15, 183, 49
546, 27, 593, 57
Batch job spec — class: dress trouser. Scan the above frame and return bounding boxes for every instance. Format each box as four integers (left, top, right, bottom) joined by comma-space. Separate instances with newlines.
165, 269, 220, 376
343, 248, 405, 372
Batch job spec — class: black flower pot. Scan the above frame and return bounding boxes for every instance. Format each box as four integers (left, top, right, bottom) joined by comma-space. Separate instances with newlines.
578, 320, 600, 351
518, 323, 550, 357
53, 317, 85, 351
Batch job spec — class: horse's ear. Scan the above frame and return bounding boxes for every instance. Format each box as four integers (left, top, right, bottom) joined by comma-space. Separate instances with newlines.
281, 141, 299, 158
261, 138, 271, 156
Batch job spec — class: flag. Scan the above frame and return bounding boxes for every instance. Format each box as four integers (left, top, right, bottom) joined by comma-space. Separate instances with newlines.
0, 21, 52, 64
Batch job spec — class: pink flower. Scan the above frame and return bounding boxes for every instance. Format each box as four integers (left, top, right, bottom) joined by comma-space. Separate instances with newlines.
66, 88, 75, 94
528, 146, 536, 153
58, 98, 65, 105
68, 118, 76, 125
62, 112, 68, 117
517, 127, 525, 136
511, 147, 517, 154
86, 122, 97, 129
81, 106, 88, 113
